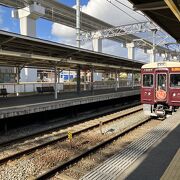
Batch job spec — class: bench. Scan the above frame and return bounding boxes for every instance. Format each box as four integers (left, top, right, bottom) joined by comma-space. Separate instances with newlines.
36, 86, 55, 94
0, 88, 8, 97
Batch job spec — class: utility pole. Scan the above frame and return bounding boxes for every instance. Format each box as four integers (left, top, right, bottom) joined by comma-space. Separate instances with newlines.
152, 29, 157, 62
76, 0, 81, 48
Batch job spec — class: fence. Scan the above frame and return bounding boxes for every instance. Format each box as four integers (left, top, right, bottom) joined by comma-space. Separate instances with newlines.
0, 80, 140, 94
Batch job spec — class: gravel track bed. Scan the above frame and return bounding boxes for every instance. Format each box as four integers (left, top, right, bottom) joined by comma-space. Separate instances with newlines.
0, 106, 141, 159
53, 119, 161, 180
0, 109, 144, 180
0, 114, 84, 145
0, 104, 136, 145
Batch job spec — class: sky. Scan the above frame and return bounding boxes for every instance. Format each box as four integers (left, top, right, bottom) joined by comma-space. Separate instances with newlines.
0, 0, 175, 62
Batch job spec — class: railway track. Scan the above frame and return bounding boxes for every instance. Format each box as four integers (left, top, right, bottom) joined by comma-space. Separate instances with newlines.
36, 115, 151, 180
0, 105, 142, 165
0, 106, 156, 180
0, 102, 140, 147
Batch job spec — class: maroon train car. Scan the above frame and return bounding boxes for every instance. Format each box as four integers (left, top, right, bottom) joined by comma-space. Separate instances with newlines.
141, 61, 180, 117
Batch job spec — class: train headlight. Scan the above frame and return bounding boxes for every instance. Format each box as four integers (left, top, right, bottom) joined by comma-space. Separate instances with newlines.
148, 92, 151, 96
173, 93, 176, 97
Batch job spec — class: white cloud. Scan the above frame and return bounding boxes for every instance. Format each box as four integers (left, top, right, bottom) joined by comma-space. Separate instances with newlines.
52, 24, 76, 38
0, 7, 4, 25
51, 0, 149, 60
1, 27, 10, 31
81, 0, 145, 26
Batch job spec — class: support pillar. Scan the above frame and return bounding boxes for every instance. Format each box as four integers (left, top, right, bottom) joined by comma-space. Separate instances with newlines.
132, 71, 134, 88
148, 49, 156, 63
68, 69, 71, 82
117, 71, 120, 88
92, 37, 102, 52
165, 52, 171, 61
84, 71, 87, 91
12, 2, 45, 37
91, 68, 94, 94
16, 67, 21, 96
77, 66, 81, 95
57, 70, 60, 83
54, 66, 58, 99
126, 43, 135, 60
12, 2, 45, 82
115, 70, 118, 92
76, 0, 81, 48
151, 29, 156, 63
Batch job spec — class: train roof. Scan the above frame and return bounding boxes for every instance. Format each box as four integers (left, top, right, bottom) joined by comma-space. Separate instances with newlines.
142, 61, 180, 69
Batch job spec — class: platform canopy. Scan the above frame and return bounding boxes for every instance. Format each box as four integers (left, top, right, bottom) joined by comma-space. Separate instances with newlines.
0, 30, 144, 72
129, 0, 180, 42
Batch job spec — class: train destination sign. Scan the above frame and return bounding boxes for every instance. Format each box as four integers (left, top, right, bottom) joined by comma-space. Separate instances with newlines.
171, 68, 180, 72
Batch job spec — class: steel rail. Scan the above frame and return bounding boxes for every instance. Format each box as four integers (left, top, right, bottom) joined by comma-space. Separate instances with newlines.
36, 116, 151, 179
0, 104, 142, 165
0, 102, 140, 147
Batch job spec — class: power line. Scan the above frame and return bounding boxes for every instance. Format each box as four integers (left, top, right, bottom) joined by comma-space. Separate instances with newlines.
114, 0, 149, 21
106, 0, 140, 23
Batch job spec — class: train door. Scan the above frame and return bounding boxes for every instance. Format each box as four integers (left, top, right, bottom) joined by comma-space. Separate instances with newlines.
169, 72, 180, 106
141, 73, 154, 103
155, 71, 168, 102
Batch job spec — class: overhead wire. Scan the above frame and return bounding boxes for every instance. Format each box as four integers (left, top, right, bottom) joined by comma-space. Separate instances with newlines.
114, 0, 150, 21
106, 0, 140, 23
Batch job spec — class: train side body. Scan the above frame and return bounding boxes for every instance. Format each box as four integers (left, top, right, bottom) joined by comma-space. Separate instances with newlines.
141, 62, 180, 117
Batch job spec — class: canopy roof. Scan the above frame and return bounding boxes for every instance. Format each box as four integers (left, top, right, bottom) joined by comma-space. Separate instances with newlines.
0, 30, 144, 71
129, 0, 180, 42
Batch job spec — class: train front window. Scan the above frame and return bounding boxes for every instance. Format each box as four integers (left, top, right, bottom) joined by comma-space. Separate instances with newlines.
143, 74, 153, 87
170, 74, 180, 87
157, 74, 166, 91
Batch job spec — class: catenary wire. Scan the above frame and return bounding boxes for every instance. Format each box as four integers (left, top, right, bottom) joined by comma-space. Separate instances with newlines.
106, 0, 141, 23
114, 0, 149, 21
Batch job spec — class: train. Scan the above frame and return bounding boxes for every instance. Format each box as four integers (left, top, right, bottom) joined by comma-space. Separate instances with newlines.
141, 61, 180, 117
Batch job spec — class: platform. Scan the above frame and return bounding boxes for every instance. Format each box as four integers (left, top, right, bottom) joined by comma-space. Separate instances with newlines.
81, 109, 180, 180
0, 87, 139, 119
161, 149, 180, 180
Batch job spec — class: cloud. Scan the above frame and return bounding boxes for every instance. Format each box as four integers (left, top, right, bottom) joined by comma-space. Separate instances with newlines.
52, 24, 76, 38
52, 0, 146, 37
0, 7, 4, 25
1, 27, 10, 31
51, 0, 150, 61
81, 0, 145, 26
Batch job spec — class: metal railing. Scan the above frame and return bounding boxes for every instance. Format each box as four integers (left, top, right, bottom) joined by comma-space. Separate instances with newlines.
0, 80, 140, 95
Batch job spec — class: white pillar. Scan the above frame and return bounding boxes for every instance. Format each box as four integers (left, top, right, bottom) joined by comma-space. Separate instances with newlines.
165, 52, 171, 61
92, 38, 102, 52
76, 0, 81, 48
147, 49, 156, 63
12, 2, 45, 37
12, 2, 45, 82
126, 43, 135, 60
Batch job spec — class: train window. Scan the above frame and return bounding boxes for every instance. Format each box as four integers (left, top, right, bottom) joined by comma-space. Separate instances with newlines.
157, 74, 166, 91
143, 74, 153, 87
170, 74, 180, 87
